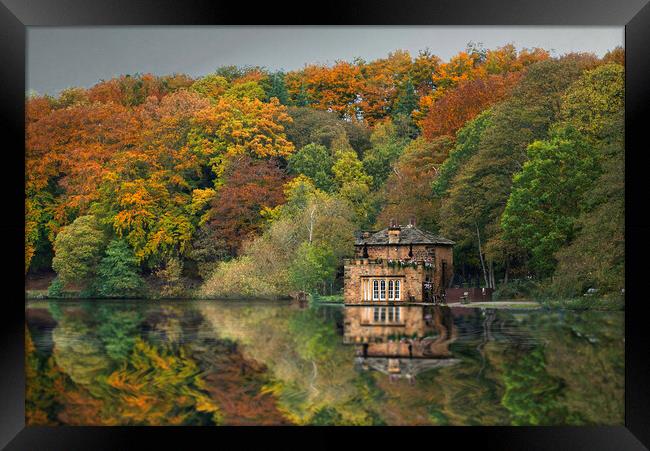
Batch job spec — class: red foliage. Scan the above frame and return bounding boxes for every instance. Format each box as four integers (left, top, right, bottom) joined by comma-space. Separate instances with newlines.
206, 156, 287, 254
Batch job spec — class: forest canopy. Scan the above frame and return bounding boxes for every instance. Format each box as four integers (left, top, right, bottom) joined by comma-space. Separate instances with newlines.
25, 44, 625, 299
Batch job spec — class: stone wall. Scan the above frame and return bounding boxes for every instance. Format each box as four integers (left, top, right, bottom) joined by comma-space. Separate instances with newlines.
343, 259, 434, 303
435, 245, 454, 292
348, 244, 453, 298
355, 244, 434, 260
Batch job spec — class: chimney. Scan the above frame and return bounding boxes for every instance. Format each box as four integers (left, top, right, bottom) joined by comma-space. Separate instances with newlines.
388, 219, 401, 244
408, 217, 416, 228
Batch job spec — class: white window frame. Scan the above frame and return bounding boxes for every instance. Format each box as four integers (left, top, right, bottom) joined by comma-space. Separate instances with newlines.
372, 279, 379, 300
394, 280, 401, 301
380, 280, 386, 300
388, 280, 394, 300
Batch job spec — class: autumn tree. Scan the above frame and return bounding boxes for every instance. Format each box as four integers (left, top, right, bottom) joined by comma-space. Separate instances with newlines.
190, 73, 229, 101
377, 136, 453, 231
438, 56, 595, 286
420, 73, 521, 141
206, 156, 287, 254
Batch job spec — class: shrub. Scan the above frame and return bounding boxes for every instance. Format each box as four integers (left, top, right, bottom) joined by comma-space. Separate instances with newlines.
492, 279, 539, 301
94, 240, 145, 298
47, 278, 64, 298
51, 215, 105, 288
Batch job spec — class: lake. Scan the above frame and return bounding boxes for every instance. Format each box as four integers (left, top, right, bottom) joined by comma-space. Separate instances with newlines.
25, 300, 624, 426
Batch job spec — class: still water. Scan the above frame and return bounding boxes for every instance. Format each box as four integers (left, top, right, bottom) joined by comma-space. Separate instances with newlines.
25, 300, 624, 426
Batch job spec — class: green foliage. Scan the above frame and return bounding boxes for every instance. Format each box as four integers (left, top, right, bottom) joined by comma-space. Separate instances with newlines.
501, 131, 599, 275
96, 307, 142, 361
52, 215, 106, 288
432, 109, 493, 197
492, 279, 539, 301
362, 120, 408, 190
392, 79, 418, 119
287, 143, 335, 192
94, 240, 145, 298
285, 106, 371, 154
185, 225, 230, 280
310, 406, 345, 425
538, 297, 624, 311
439, 58, 593, 270
557, 63, 624, 142
154, 257, 186, 298
331, 134, 374, 225
47, 278, 64, 298
501, 347, 573, 425
266, 72, 289, 104
288, 242, 336, 294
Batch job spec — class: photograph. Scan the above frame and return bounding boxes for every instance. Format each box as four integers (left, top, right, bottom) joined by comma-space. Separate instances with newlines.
24, 25, 626, 427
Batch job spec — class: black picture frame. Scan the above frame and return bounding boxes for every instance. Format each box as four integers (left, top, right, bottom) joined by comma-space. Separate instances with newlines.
3, 1, 649, 448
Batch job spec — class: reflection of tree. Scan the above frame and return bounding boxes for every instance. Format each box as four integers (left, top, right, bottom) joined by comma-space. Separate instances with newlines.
25, 328, 64, 425
521, 311, 624, 425
501, 346, 573, 425
189, 336, 289, 425
28, 302, 623, 426
52, 313, 112, 388
46, 303, 223, 425
97, 306, 141, 361
198, 303, 385, 425
98, 339, 222, 425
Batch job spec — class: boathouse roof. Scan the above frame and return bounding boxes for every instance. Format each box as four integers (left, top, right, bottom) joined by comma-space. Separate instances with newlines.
354, 225, 455, 246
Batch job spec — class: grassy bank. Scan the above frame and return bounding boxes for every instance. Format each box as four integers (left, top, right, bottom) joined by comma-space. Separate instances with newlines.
310, 293, 344, 304
538, 297, 624, 311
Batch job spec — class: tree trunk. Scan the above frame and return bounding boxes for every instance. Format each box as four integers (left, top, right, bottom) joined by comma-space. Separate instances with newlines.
488, 259, 495, 289
475, 222, 489, 288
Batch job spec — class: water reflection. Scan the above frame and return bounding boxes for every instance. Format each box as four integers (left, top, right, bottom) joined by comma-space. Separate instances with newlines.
25, 300, 624, 426
344, 306, 459, 381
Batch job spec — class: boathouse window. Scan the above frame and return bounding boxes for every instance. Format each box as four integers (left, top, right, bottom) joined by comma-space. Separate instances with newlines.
365, 278, 402, 301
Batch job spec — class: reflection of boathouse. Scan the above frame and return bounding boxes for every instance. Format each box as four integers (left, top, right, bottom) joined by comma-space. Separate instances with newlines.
344, 219, 454, 304
343, 305, 459, 380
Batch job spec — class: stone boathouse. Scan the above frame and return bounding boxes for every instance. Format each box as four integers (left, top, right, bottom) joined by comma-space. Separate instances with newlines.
343, 219, 455, 304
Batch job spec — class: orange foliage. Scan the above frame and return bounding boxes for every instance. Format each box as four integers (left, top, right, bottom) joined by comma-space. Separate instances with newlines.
286, 61, 363, 119
26, 100, 138, 225
357, 50, 413, 124
421, 72, 523, 141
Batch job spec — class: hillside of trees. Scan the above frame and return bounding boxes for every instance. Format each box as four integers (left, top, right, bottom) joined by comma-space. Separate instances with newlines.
25, 44, 625, 300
